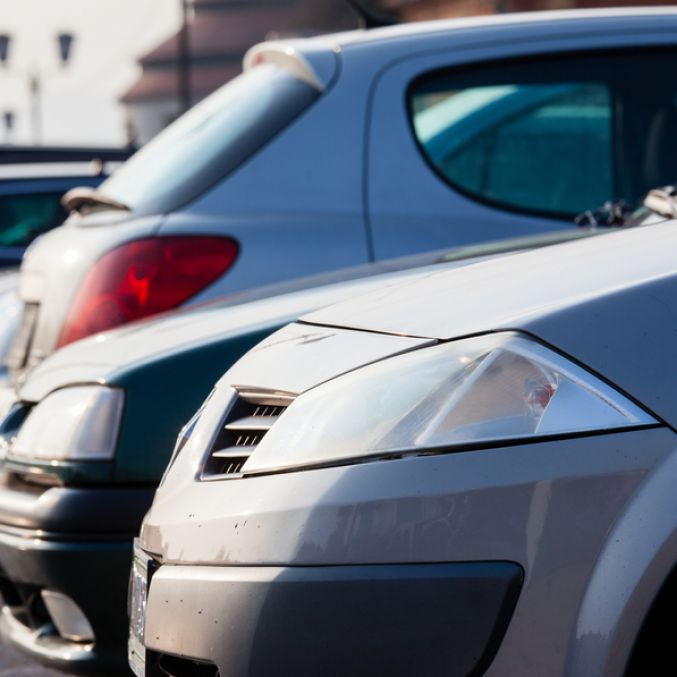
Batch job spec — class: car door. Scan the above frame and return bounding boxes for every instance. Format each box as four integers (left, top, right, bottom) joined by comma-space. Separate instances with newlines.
367, 21, 677, 259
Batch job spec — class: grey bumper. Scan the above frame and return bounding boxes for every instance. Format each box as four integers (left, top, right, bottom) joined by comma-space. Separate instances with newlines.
145, 561, 522, 677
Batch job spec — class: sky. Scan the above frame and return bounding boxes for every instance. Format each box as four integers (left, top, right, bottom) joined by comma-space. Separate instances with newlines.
0, 0, 181, 146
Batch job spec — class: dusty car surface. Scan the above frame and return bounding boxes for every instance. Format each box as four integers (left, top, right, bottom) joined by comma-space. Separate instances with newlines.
11, 7, 677, 379
137, 220, 677, 677
0, 242, 503, 675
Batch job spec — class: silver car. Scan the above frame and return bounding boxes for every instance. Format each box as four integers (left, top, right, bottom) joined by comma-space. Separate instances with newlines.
11, 7, 677, 378
136, 219, 676, 676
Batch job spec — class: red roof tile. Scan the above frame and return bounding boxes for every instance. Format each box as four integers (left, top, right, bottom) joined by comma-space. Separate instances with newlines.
139, 6, 299, 64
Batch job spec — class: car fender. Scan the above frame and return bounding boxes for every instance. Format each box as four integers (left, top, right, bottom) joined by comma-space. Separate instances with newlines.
565, 444, 677, 677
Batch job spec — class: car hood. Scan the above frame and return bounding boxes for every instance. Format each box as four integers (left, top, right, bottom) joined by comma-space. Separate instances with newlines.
303, 221, 677, 427
18, 264, 441, 403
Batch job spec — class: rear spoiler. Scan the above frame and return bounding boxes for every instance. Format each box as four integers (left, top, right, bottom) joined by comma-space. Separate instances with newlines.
244, 44, 331, 92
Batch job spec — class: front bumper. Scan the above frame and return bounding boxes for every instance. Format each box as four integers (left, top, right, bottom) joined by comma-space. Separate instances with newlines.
0, 472, 154, 675
141, 427, 677, 675
143, 561, 522, 677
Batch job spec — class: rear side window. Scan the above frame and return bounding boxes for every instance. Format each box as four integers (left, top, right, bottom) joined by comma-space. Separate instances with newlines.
0, 193, 66, 247
101, 63, 320, 215
409, 51, 677, 218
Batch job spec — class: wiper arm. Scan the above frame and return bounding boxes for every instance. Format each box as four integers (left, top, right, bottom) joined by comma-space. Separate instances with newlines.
62, 187, 130, 214
642, 185, 677, 219
574, 199, 631, 228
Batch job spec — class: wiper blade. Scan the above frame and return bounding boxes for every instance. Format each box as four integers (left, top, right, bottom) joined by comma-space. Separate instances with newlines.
642, 185, 677, 219
574, 199, 631, 228
62, 186, 130, 214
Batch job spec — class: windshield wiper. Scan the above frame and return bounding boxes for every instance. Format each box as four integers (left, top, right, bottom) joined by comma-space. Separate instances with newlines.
574, 199, 632, 228
62, 186, 130, 214
576, 186, 677, 229
642, 185, 677, 219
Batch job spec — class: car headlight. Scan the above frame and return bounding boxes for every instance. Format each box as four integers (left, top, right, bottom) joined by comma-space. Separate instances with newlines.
241, 332, 656, 474
11, 386, 124, 461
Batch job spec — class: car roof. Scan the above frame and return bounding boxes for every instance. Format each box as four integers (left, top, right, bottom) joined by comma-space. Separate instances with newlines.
0, 162, 119, 181
327, 7, 677, 48
253, 7, 677, 88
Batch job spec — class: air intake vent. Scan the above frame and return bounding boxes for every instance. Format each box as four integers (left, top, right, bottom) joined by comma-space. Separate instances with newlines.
201, 389, 294, 479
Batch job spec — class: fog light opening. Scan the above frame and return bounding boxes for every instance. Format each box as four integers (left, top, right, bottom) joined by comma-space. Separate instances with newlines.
40, 590, 94, 643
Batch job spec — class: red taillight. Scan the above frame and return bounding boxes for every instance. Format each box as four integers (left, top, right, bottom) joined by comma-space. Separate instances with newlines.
56, 236, 238, 348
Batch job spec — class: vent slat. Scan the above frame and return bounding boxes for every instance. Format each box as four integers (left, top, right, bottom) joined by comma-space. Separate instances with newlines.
212, 446, 256, 459
201, 391, 293, 480
225, 416, 278, 431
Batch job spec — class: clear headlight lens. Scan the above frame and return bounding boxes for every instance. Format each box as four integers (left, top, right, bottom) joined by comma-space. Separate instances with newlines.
12, 386, 124, 461
242, 333, 655, 474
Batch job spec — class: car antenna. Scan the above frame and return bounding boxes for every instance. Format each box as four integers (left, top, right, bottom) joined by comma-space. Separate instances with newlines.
344, 0, 398, 28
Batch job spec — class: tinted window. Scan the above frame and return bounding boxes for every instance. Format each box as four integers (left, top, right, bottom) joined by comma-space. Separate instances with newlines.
410, 51, 677, 218
101, 64, 319, 215
0, 193, 66, 247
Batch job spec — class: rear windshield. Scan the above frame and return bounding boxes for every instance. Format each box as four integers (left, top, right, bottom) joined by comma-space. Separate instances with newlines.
100, 63, 319, 215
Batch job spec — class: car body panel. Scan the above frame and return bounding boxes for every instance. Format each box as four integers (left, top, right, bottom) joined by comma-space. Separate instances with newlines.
0, 272, 22, 385
220, 322, 433, 395
564, 446, 677, 677
0, 528, 133, 675
304, 221, 677, 428
141, 427, 675, 677
0, 471, 153, 534
144, 561, 522, 677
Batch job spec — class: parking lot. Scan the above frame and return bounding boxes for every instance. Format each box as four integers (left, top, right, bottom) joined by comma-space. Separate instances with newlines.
2, 1, 677, 677
0, 640, 61, 676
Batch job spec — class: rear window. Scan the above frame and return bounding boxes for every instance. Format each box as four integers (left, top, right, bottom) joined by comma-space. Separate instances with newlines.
100, 63, 319, 215
0, 192, 67, 247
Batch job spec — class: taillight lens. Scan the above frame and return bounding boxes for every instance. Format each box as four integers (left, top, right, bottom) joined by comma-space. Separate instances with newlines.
57, 236, 238, 348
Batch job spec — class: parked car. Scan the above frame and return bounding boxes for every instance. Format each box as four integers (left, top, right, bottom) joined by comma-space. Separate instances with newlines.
0, 157, 123, 268
0, 271, 21, 385
135, 217, 677, 677
0, 237, 538, 675
10, 7, 677, 380
0, 146, 132, 165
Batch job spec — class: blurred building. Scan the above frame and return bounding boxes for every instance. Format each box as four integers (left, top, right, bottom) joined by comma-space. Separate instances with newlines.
124, 0, 677, 144
386, 0, 677, 20
122, 0, 353, 144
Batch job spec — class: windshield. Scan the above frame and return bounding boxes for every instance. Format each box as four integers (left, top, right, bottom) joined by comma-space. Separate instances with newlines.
100, 63, 319, 215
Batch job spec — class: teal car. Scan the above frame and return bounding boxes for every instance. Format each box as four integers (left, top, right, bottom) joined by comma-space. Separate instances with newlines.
0, 249, 454, 675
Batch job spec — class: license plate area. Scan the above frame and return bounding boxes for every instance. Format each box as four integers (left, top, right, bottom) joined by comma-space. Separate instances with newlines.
128, 539, 156, 677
